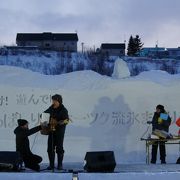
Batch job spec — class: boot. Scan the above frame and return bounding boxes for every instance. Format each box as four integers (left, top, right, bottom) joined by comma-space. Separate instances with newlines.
161, 160, 166, 164
47, 151, 55, 170
57, 153, 64, 170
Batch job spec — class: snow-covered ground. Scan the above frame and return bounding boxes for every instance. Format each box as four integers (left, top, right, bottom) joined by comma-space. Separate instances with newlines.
1, 49, 180, 76
1, 172, 180, 180
0, 65, 180, 165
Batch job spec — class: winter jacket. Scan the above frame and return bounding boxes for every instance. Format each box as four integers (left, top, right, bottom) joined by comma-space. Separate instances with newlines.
44, 104, 69, 124
14, 125, 41, 157
152, 112, 171, 132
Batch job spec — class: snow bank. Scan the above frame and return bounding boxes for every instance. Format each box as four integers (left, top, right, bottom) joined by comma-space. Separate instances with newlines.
0, 66, 111, 90
112, 58, 130, 79
0, 65, 180, 164
133, 70, 180, 86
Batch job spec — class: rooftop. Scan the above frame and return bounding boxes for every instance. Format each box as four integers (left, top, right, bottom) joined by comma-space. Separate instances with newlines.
101, 43, 125, 49
16, 32, 78, 41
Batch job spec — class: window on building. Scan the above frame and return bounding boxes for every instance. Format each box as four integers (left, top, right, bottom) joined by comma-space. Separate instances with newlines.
120, 50, 124, 54
67, 46, 70, 51
106, 51, 109, 56
45, 43, 50, 47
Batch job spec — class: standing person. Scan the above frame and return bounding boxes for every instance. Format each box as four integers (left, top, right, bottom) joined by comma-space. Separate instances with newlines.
14, 119, 42, 171
150, 105, 171, 164
44, 94, 69, 170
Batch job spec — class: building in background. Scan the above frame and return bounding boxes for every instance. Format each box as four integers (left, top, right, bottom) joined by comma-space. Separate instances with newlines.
16, 32, 78, 52
100, 43, 126, 57
167, 47, 180, 59
139, 46, 167, 58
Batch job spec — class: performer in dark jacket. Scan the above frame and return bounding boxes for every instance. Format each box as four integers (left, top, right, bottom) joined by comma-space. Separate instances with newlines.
44, 94, 69, 170
14, 119, 42, 171
151, 104, 171, 164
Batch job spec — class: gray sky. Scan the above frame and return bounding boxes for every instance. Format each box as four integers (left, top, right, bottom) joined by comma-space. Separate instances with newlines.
0, 0, 179, 50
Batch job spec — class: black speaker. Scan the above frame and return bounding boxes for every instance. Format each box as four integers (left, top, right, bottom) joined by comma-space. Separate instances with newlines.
0, 151, 23, 171
84, 151, 116, 172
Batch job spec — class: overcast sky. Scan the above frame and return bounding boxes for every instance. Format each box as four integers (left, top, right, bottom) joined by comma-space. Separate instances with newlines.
0, 0, 179, 50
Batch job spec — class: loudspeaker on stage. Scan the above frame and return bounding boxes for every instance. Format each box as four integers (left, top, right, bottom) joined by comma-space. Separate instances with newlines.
84, 151, 116, 172
0, 151, 23, 171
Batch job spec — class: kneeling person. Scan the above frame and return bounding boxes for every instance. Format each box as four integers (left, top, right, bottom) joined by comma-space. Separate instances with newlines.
14, 119, 42, 171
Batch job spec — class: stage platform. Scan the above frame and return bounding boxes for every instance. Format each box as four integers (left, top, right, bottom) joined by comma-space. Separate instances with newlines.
59, 162, 180, 173
0, 163, 180, 180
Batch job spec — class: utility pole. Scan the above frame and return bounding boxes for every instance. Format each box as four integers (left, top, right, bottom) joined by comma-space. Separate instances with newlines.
81, 42, 84, 53
93, 45, 96, 53
156, 40, 159, 59
124, 34, 127, 55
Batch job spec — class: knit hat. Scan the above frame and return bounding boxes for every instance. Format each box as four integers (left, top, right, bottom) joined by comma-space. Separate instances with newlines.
17, 119, 28, 126
52, 94, 62, 104
156, 104, 164, 111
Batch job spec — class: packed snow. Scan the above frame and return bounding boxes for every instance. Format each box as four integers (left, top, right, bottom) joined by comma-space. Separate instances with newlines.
112, 58, 130, 79
0, 173, 72, 180
0, 66, 112, 90
78, 172, 180, 180
0, 65, 180, 165
1, 172, 180, 180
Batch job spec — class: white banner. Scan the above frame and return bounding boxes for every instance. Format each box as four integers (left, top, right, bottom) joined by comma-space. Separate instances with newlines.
0, 84, 179, 163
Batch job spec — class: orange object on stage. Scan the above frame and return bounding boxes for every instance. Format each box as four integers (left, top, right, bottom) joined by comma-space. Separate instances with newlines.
176, 117, 180, 127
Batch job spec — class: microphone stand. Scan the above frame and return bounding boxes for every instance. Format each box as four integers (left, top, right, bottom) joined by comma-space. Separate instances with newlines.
141, 122, 152, 140
50, 118, 56, 173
